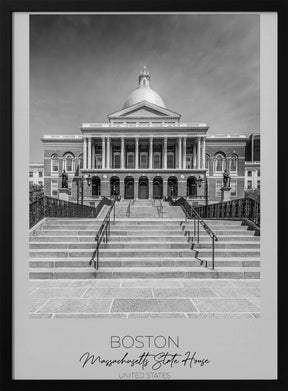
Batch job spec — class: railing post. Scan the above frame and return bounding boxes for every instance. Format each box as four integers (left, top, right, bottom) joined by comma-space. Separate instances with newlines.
197, 217, 199, 243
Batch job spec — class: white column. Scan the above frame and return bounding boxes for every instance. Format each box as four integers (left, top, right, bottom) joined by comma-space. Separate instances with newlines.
121, 137, 125, 169
193, 142, 196, 169
135, 137, 139, 169
149, 137, 153, 169
178, 137, 182, 169
163, 137, 167, 169
183, 137, 187, 169
202, 138, 206, 169
197, 138, 201, 169
102, 137, 106, 169
106, 137, 110, 169
91, 139, 95, 169
87, 137, 92, 169
83, 137, 87, 169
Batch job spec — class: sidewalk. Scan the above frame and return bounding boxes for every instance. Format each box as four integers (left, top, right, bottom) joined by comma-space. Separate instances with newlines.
29, 278, 260, 319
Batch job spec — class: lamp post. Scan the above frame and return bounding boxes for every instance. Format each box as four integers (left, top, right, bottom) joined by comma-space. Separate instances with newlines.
78, 174, 92, 205
196, 175, 209, 208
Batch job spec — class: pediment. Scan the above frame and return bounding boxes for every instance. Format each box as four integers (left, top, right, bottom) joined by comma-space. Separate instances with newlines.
108, 101, 181, 121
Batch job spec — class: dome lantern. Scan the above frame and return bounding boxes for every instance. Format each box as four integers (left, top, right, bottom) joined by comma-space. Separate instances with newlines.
123, 67, 166, 109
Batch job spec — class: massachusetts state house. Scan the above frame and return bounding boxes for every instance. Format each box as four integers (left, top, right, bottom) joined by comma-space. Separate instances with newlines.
42, 67, 253, 205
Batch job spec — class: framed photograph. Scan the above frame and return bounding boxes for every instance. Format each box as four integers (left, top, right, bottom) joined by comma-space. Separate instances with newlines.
0, 0, 285, 389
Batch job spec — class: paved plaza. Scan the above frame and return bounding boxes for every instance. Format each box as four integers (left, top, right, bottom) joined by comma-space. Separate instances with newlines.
29, 278, 260, 319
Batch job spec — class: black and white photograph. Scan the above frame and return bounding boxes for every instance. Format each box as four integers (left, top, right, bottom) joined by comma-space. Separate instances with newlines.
28, 13, 261, 319
7, 6, 279, 382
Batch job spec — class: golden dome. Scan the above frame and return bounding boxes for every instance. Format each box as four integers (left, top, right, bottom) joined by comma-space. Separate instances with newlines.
123, 67, 166, 109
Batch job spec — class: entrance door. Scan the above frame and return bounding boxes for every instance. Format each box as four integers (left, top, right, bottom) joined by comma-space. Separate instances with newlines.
138, 178, 149, 199
153, 181, 163, 199
125, 180, 134, 199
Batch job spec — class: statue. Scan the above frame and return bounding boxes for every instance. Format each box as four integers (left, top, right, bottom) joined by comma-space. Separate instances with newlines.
223, 169, 231, 188
61, 169, 68, 188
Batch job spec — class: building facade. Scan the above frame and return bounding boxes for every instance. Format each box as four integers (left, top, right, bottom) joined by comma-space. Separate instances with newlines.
29, 163, 44, 187
42, 68, 255, 205
245, 134, 261, 190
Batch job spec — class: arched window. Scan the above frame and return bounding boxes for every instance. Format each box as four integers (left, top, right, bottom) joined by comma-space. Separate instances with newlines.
229, 154, 238, 173
214, 153, 226, 173
51, 154, 59, 173
63, 153, 75, 172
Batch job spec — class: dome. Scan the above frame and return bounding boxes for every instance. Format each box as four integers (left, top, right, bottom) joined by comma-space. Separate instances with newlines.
123, 66, 166, 109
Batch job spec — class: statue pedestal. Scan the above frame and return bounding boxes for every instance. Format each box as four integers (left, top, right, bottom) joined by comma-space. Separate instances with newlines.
58, 188, 70, 202
221, 186, 231, 202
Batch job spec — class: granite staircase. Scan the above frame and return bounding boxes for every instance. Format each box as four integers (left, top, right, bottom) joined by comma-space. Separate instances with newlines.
29, 202, 260, 279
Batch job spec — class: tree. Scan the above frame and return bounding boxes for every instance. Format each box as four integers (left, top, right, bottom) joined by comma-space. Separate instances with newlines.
29, 183, 44, 203
245, 188, 260, 202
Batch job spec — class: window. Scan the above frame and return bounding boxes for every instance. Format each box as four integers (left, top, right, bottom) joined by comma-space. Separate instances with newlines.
127, 152, 135, 169
257, 180, 260, 189
247, 171, 252, 177
257, 170, 260, 177
214, 153, 226, 173
39, 172, 43, 177
215, 181, 222, 197
205, 154, 210, 170
79, 154, 83, 169
51, 180, 58, 196
247, 180, 252, 189
51, 154, 59, 172
113, 152, 121, 169
95, 155, 102, 169
230, 181, 237, 196
29, 171, 33, 177
140, 152, 148, 169
167, 152, 175, 169
186, 155, 192, 169
229, 154, 238, 173
153, 152, 161, 169
65, 154, 73, 172
39, 180, 43, 185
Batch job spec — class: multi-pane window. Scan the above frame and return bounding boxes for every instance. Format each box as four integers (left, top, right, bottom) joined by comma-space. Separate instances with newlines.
230, 181, 237, 196
79, 154, 83, 169
113, 152, 121, 169
140, 152, 148, 169
95, 155, 102, 169
29, 171, 33, 177
39, 171, 43, 177
167, 152, 175, 169
51, 155, 59, 173
229, 154, 238, 172
257, 180, 261, 189
216, 181, 222, 197
257, 170, 260, 177
65, 155, 73, 172
205, 154, 210, 170
153, 152, 161, 169
247, 171, 252, 177
247, 180, 252, 189
215, 154, 225, 172
127, 152, 135, 169
51, 180, 58, 196
186, 155, 192, 169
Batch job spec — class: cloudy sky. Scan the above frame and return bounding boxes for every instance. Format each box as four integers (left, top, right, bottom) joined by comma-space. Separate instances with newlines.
30, 14, 260, 162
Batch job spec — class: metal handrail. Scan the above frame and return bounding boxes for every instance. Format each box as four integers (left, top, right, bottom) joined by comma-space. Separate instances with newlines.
89, 200, 117, 270
167, 196, 218, 270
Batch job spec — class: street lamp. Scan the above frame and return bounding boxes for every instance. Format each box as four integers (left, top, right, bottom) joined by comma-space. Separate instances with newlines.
78, 174, 92, 205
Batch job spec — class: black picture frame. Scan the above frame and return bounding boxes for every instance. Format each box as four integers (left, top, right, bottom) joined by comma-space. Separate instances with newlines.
0, 0, 286, 390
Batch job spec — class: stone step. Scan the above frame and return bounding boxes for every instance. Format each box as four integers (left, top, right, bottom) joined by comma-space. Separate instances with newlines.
29, 257, 260, 268
29, 249, 197, 258
194, 242, 260, 249
29, 266, 260, 279
29, 235, 260, 243
29, 242, 192, 250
